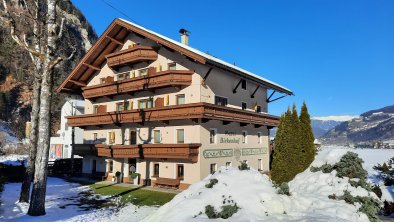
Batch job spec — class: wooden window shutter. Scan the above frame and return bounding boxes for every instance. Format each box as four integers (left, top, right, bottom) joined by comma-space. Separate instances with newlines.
156, 64, 162, 72
110, 132, 115, 144
130, 70, 135, 78
165, 95, 169, 106
129, 100, 133, 110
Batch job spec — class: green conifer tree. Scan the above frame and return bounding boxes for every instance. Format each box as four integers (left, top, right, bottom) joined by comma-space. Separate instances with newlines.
271, 108, 294, 183
299, 102, 315, 168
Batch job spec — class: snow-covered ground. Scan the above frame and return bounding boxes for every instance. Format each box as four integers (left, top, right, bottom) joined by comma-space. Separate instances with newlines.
0, 147, 392, 221
144, 148, 378, 222
0, 177, 156, 221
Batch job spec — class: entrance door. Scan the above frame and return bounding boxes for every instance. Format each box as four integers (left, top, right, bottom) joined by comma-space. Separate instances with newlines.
128, 158, 137, 184
130, 131, 137, 145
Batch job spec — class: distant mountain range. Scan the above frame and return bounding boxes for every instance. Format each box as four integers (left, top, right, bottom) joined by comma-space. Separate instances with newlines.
270, 116, 355, 139
320, 105, 394, 145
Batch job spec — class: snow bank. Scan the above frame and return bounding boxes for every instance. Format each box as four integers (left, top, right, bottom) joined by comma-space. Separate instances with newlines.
144, 149, 375, 222
0, 154, 27, 166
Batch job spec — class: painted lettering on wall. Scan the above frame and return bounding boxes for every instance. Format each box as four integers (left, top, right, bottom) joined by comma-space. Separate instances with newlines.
203, 149, 233, 158
220, 137, 240, 144
241, 148, 268, 156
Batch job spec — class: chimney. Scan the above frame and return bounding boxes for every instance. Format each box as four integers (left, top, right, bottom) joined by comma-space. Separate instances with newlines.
179, 28, 190, 45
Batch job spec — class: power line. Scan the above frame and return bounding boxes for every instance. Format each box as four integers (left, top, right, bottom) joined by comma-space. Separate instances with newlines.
99, 0, 141, 25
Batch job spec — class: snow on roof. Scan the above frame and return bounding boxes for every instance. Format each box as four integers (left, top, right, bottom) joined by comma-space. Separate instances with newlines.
119, 18, 293, 95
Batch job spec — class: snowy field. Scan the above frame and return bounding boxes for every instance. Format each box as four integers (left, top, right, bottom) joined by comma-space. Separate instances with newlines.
0, 178, 156, 222
0, 146, 393, 221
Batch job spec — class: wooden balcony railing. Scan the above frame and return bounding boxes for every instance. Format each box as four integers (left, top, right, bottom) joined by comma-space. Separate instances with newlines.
106, 45, 158, 68
66, 103, 280, 127
94, 143, 201, 162
82, 70, 193, 99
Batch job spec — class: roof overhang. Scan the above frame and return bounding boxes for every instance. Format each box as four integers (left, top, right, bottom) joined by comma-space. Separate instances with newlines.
57, 18, 293, 96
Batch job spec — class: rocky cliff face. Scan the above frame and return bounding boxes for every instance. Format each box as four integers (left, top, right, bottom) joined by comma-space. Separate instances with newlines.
0, 1, 97, 139
320, 105, 394, 145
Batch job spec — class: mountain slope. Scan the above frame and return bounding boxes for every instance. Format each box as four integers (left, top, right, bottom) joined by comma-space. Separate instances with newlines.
0, 1, 98, 139
321, 105, 394, 145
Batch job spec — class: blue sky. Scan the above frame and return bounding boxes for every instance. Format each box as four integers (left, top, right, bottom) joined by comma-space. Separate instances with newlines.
71, 0, 394, 117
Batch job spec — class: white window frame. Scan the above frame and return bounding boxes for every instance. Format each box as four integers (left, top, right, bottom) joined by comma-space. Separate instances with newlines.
242, 130, 248, 144
214, 95, 229, 106
225, 162, 232, 167
210, 163, 217, 174
209, 128, 217, 144
153, 129, 161, 144
257, 132, 262, 144
175, 128, 185, 144
258, 159, 263, 171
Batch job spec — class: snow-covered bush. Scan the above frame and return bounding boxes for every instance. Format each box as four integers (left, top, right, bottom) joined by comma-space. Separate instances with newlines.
238, 161, 250, 171
330, 190, 380, 222
274, 182, 290, 196
204, 203, 239, 219
205, 178, 218, 188
371, 185, 382, 199
373, 157, 394, 186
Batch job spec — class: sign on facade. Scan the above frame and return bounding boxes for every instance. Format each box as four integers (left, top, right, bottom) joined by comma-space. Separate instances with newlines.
241, 148, 268, 156
203, 149, 233, 158
203, 147, 268, 158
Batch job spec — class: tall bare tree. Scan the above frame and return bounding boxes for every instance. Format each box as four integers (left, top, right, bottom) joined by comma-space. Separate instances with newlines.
2, 0, 74, 214
1, 0, 44, 203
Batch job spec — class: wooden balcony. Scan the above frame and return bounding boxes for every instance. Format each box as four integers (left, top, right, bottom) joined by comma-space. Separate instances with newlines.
66, 103, 280, 127
96, 144, 112, 157
82, 69, 193, 99
94, 143, 201, 162
106, 45, 158, 69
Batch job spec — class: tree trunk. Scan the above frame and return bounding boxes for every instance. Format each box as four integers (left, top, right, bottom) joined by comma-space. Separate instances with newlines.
27, 0, 57, 216
19, 76, 41, 203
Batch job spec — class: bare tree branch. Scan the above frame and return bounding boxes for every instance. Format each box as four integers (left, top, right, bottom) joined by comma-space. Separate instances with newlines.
57, 17, 65, 39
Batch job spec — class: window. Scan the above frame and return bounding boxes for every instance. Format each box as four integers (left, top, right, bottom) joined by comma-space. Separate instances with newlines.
139, 69, 147, 76
118, 74, 124, 81
177, 164, 184, 180
241, 102, 247, 110
176, 94, 185, 105
168, 62, 176, 70
256, 105, 262, 113
153, 130, 161, 144
116, 102, 124, 112
92, 159, 97, 173
108, 132, 115, 144
64, 123, 68, 131
130, 130, 137, 145
124, 102, 130, 111
153, 163, 160, 177
258, 159, 263, 171
210, 163, 217, 174
215, 96, 228, 106
125, 72, 130, 79
225, 162, 232, 167
209, 129, 217, 144
93, 105, 98, 114
138, 99, 153, 109
257, 132, 262, 144
241, 79, 246, 89
109, 160, 113, 173
242, 131, 247, 144
176, 129, 185, 143
93, 133, 98, 141
100, 78, 106, 84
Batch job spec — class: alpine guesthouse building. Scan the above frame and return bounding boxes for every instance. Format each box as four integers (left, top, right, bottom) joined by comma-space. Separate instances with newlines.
57, 18, 292, 189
